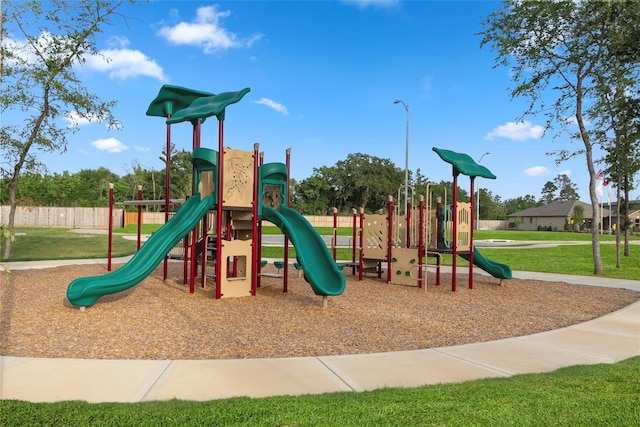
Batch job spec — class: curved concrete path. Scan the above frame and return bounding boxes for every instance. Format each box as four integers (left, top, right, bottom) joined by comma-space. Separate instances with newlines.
1, 259, 638, 403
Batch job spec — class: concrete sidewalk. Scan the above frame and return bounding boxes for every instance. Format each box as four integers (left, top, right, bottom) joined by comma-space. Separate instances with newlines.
1, 300, 638, 403
0, 259, 638, 403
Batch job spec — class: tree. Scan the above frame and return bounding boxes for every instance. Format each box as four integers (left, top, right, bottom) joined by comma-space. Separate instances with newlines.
540, 181, 558, 204
292, 153, 405, 214
555, 174, 580, 201
1, 0, 133, 259
480, 0, 640, 275
503, 195, 539, 216
159, 143, 193, 201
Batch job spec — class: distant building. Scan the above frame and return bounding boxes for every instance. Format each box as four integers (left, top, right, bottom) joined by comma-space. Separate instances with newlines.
507, 200, 610, 231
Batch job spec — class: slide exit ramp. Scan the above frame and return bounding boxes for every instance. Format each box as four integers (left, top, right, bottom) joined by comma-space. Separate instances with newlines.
67, 194, 215, 307
459, 247, 512, 280
262, 205, 346, 297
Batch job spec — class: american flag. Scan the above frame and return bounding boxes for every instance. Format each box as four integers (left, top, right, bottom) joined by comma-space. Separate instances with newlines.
595, 169, 603, 180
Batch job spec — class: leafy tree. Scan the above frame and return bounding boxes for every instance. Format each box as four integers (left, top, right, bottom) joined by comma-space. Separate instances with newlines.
295, 153, 405, 214
159, 143, 193, 200
480, 0, 640, 275
573, 204, 585, 231
540, 181, 558, 204
555, 174, 580, 201
333, 153, 405, 212
293, 172, 334, 215
75, 167, 119, 207
503, 195, 540, 216
1, 0, 133, 258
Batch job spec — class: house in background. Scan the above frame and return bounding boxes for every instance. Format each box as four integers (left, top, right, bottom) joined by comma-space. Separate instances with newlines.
507, 200, 610, 231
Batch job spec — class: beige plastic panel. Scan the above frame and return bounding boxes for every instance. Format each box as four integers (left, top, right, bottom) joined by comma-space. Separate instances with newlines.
389, 247, 420, 286
362, 213, 387, 261
457, 202, 471, 251
222, 148, 254, 208
219, 239, 253, 298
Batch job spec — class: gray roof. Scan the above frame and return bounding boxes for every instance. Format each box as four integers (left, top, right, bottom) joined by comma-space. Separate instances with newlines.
507, 200, 609, 218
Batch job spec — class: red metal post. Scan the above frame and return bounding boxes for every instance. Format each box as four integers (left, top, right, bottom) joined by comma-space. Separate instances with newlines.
256, 152, 265, 289
108, 183, 114, 271
163, 110, 172, 281
469, 177, 475, 290
452, 173, 458, 292
283, 148, 291, 293
436, 197, 442, 286
137, 185, 142, 250
358, 208, 364, 281
387, 195, 393, 284
332, 207, 338, 261
351, 208, 357, 275
418, 195, 424, 289
251, 143, 259, 296
215, 119, 225, 299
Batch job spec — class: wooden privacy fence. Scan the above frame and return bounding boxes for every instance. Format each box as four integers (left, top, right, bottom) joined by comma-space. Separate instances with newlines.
0, 206, 124, 229
1, 205, 507, 230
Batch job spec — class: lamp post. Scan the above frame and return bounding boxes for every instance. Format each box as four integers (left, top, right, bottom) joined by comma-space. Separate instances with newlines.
394, 99, 409, 215
476, 152, 490, 230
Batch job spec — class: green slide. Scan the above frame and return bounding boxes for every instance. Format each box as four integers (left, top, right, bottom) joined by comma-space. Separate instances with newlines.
67, 193, 215, 307
261, 205, 346, 296
460, 247, 512, 280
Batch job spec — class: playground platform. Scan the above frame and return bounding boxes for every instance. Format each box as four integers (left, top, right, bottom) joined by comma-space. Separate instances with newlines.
1, 259, 638, 403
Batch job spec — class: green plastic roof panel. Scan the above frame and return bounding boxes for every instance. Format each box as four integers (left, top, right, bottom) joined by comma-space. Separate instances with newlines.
145, 85, 215, 117
166, 87, 251, 124
432, 147, 497, 179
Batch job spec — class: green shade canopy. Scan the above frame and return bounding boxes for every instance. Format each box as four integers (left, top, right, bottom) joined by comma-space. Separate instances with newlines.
166, 87, 251, 124
432, 147, 496, 179
145, 85, 215, 117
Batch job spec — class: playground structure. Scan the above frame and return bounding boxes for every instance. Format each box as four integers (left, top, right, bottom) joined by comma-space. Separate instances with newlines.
67, 85, 345, 308
66, 84, 511, 307
337, 147, 512, 291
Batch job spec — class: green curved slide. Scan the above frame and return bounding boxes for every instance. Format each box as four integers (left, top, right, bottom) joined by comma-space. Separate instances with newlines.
67, 193, 215, 307
262, 205, 346, 296
460, 247, 512, 280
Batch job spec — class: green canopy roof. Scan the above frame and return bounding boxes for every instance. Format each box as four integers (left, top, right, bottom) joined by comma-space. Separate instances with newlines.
432, 147, 496, 179
145, 85, 215, 117
166, 88, 251, 124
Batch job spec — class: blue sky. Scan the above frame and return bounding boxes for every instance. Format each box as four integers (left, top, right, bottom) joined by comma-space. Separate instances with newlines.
10, 0, 620, 202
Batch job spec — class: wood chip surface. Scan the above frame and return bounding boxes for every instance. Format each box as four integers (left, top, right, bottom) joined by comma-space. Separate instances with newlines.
1, 263, 637, 360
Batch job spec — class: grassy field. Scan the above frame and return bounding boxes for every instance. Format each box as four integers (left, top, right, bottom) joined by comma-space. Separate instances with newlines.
2, 227, 638, 279
1, 357, 638, 425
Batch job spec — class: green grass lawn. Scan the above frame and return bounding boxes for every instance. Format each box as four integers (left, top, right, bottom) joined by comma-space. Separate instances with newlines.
1, 227, 138, 262
1, 357, 638, 426
3, 227, 638, 280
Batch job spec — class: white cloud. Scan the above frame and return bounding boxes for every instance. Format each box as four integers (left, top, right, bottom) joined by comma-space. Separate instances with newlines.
157, 5, 262, 53
485, 120, 545, 141
558, 169, 571, 177
255, 98, 289, 116
134, 145, 151, 152
91, 138, 128, 153
85, 46, 167, 81
64, 111, 103, 127
523, 166, 550, 177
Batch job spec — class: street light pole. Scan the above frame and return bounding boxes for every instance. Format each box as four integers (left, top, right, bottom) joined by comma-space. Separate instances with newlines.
394, 99, 409, 215
476, 152, 490, 230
